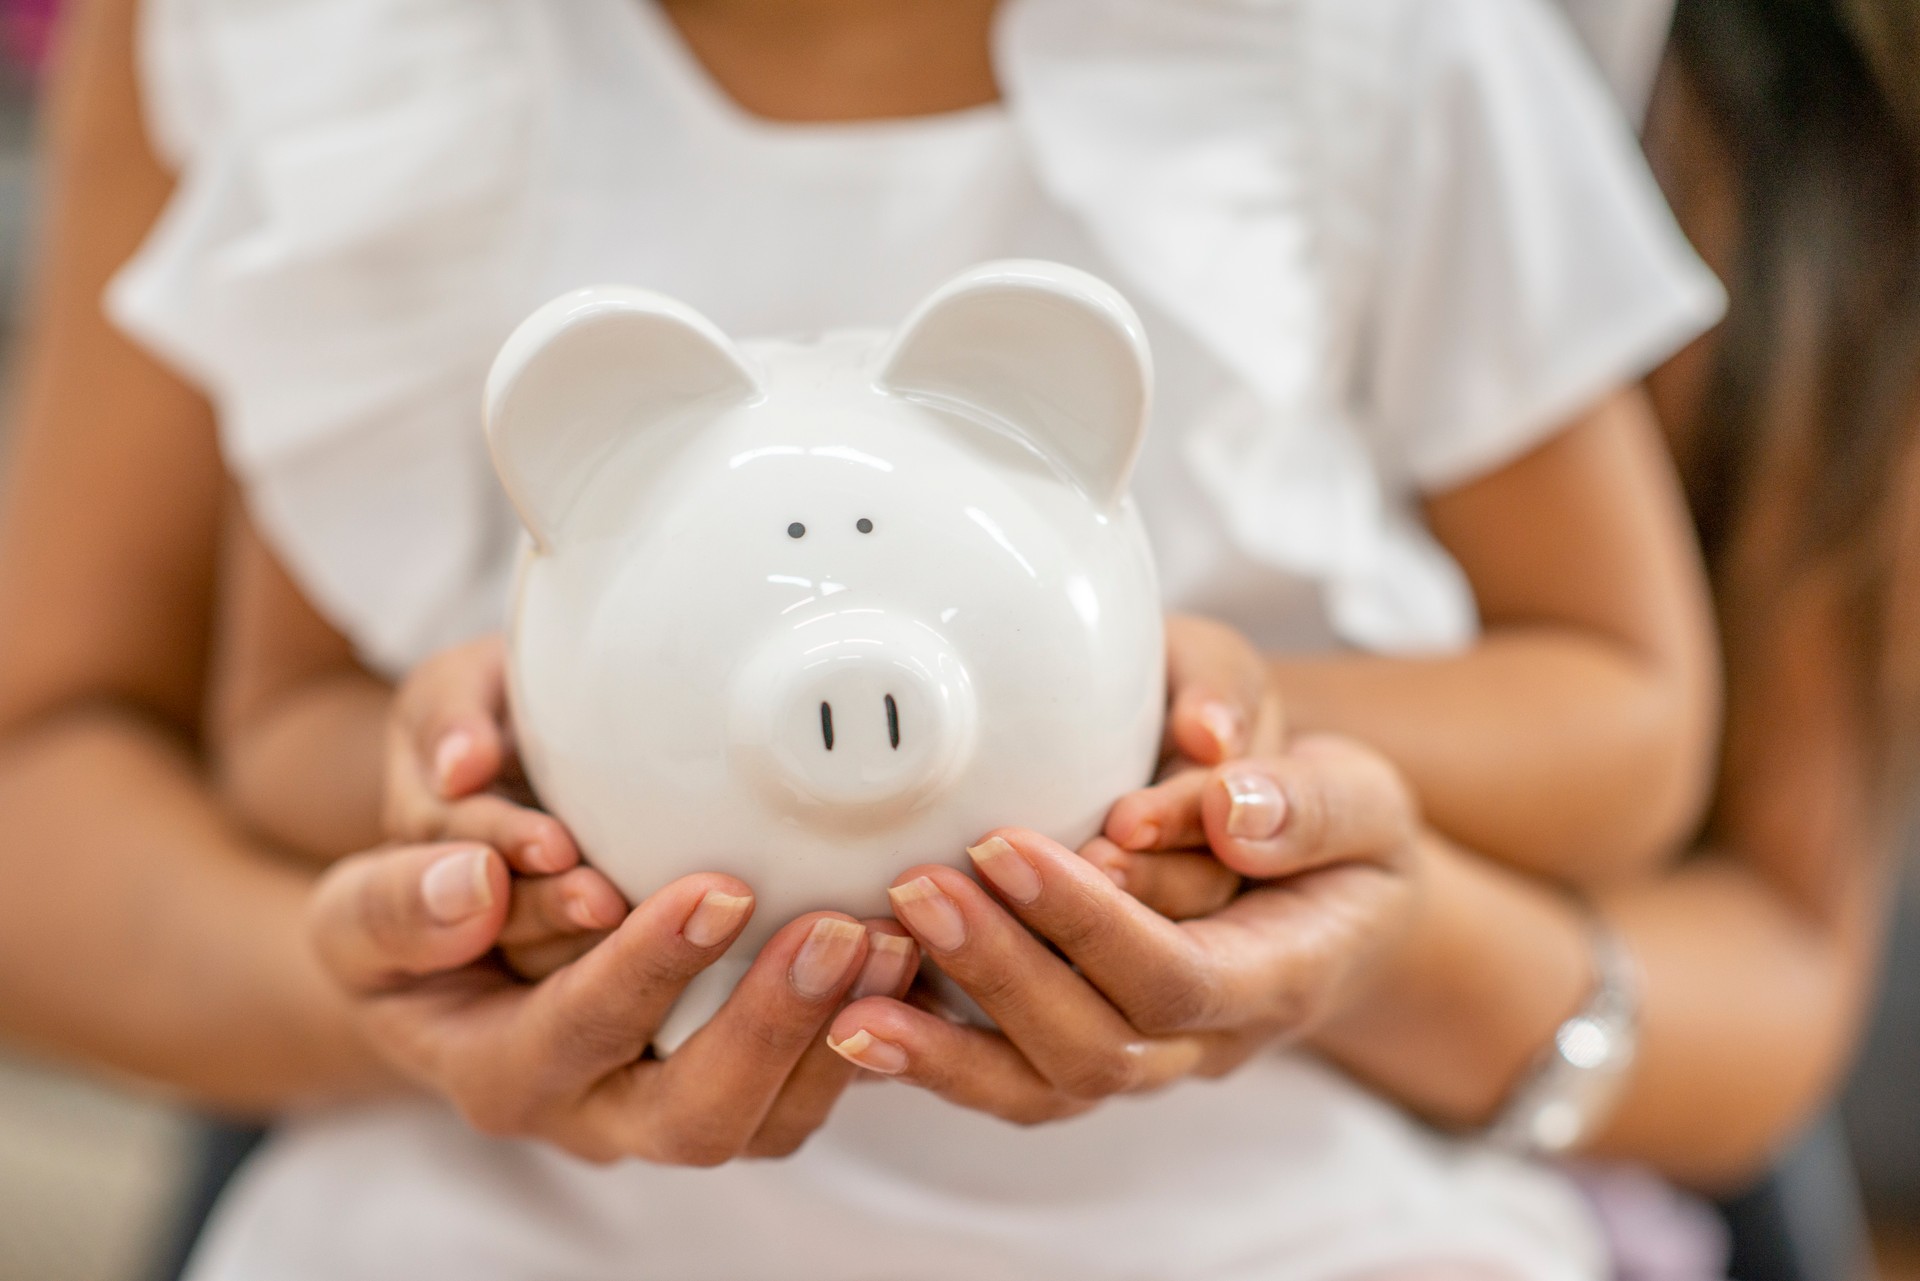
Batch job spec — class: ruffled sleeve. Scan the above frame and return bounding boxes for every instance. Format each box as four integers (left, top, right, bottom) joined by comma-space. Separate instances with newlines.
107, 0, 546, 675
1001, 0, 1723, 654
1365, 0, 1725, 493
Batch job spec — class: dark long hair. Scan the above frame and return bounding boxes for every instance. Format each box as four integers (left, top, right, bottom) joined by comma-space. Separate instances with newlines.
1668, 0, 1920, 793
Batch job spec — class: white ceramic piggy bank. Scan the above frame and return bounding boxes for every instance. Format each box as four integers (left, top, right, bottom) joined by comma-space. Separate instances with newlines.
485, 260, 1164, 1049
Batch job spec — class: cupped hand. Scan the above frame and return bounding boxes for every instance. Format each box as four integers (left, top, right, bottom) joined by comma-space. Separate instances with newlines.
826, 737, 1419, 1125
310, 842, 919, 1163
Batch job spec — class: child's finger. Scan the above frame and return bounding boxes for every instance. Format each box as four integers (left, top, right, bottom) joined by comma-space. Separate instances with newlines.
1163, 616, 1280, 765
397, 637, 511, 800
1081, 838, 1242, 921
438, 794, 580, 875
499, 866, 630, 948
500, 932, 609, 983
1102, 770, 1209, 851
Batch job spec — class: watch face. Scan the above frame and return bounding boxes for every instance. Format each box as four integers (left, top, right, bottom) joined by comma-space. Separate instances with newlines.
1557, 1015, 1614, 1070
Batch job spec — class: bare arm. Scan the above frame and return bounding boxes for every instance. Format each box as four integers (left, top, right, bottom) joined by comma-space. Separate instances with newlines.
1272, 387, 1722, 886
0, 0, 388, 1111
1313, 581, 1886, 1190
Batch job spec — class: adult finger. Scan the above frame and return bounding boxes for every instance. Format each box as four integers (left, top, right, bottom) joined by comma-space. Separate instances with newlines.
1181, 862, 1415, 1037
1201, 737, 1416, 880
589, 911, 869, 1165
828, 999, 1089, 1126
310, 843, 511, 994
961, 830, 1242, 1035
519, 874, 755, 1089
1081, 836, 1241, 921
886, 862, 1204, 1098
745, 922, 919, 1158
985, 825, 1409, 1036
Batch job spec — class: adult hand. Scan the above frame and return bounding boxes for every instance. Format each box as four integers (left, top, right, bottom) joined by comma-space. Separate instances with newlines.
309, 842, 919, 1162
826, 737, 1419, 1125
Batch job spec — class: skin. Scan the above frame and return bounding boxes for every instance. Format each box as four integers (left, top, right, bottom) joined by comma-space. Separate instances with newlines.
0, 0, 1884, 1196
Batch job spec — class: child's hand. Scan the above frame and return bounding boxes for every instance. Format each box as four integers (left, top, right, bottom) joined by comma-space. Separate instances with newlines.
1158, 615, 1286, 774
384, 635, 627, 979
1077, 615, 1284, 920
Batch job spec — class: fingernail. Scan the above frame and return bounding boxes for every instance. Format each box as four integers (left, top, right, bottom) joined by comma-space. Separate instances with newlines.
1199, 701, 1241, 756
828, 1029, 910, 1076
433, 731, 473, 794
422, 847, 493, 925
1223, 770, 1287, 840
521, 840, 561, 874
851, 932, 918, 999
683, 890, 753, 947
566, 891, 606, 931
1099, 857, 1129, 893
790, 918, 865, 999
888, 877, 967, 952
1123, 822, 1160, 852
967, 836, 1041, 905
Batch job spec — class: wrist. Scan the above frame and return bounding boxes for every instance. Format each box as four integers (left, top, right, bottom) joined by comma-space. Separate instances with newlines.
1311, 834, 1591, 1128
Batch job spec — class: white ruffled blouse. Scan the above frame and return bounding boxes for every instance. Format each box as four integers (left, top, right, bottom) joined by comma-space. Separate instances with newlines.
109, 0, 1721, 679
111, 2, 1724, 1278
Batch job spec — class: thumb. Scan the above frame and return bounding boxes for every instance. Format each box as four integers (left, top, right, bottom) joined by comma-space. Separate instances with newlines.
309, 843, 510, 994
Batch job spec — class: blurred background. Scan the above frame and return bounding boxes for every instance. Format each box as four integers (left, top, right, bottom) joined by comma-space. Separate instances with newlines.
0, 9, 1914, 1281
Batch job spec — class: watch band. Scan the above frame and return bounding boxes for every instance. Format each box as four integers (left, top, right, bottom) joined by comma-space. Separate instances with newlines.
1488, 915, 1642, 1156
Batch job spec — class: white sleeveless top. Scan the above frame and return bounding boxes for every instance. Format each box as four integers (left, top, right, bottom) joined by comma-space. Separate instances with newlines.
109, 1, 1722, 1277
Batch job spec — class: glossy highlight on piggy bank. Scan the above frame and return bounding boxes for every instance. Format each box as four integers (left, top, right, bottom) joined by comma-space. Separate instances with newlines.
485, 261, 1165, 1049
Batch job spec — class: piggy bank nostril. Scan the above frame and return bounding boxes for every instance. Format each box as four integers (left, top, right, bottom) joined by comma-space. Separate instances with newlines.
820, 701, 835, 751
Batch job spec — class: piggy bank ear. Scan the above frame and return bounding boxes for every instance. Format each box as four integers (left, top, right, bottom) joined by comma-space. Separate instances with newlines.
878, 261, 1152, 509
484, 286, 760, 550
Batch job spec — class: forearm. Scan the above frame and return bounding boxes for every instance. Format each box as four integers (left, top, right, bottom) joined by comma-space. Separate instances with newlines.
1313, 834, 1874, 1191
0, 705, 397, 1115
216, 669, 390, 862
1271, 628, 1710, 885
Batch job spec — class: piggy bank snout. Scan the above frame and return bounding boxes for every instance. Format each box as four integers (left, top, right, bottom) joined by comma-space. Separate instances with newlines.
736, 619, 976, 814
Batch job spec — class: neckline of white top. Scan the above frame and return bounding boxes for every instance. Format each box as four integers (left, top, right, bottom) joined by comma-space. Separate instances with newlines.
617, 0, 1013, 147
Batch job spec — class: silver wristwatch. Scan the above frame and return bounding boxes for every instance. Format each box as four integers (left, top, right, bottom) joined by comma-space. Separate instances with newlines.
1488, 916, 1641, 1156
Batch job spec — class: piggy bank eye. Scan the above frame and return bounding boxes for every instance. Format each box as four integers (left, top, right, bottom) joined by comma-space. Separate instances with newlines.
787, 522, 806, 539
856, 518, 873, 534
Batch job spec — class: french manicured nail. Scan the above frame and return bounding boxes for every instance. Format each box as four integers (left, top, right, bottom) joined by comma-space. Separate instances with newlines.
790, 918, 865, 999
851, 932, 918, 999
967, 837, 1041, 905
888, 877, 967, 952
1223, 770, 1287, 840
1199, 701, 1241, 756
422, 847, 493, 925
433, 731, 473, 793
683, 890, 752, 947
828, 1029, 909, 1075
